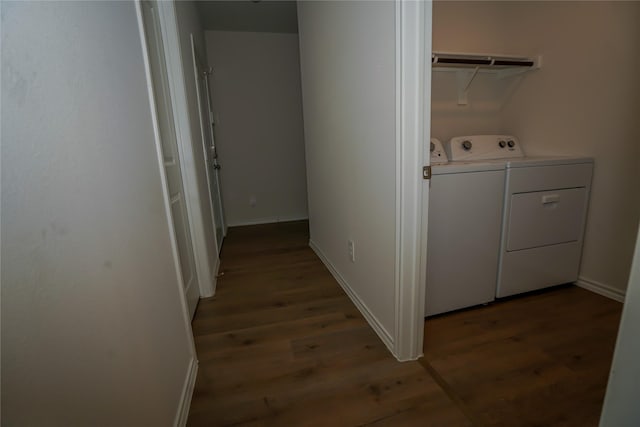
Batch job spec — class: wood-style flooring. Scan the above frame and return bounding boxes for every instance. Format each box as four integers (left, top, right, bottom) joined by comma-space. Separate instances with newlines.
187, 220, 622, 427
187, 221, 469, 426
422, 285, 622, 427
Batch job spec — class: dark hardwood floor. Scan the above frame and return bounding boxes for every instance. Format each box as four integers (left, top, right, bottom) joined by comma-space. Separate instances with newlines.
187, 221, 469, 426
187, 221, 622, 427
422, 285, 622, 427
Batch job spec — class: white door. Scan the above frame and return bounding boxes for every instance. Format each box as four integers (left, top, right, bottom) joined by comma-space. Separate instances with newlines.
140, 1, 199, 318
191, 36, 226, 253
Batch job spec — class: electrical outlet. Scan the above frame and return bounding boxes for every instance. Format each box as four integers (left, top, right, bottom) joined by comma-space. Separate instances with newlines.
249, 195, 256, 207
348, 240, 355, 262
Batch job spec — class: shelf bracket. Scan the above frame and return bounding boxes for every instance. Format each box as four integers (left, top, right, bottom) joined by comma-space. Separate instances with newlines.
456, 67, 479, 106
433, 52, 542, 106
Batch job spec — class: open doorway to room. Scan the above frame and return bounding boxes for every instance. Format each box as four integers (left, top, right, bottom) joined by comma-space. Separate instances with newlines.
196, 1, 308, 234
421, 2, 640, 426
191, 35, 227, 253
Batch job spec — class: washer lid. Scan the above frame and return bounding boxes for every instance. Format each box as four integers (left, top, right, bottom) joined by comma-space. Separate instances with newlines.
432, 160, 506, 175
506, 156, 594, 168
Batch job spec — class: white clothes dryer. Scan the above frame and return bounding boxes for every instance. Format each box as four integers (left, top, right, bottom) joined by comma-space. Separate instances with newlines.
496, 155, 593, 297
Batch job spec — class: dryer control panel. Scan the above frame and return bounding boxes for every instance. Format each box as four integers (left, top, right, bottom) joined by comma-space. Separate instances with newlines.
447, 135, 525, 161
430, 138, 449, 164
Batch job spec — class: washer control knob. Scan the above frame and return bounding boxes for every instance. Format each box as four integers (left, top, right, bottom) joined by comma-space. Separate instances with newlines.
498, 140, 506, 148
461, 140, 472, 151
430, 142, 435, 152
507, 140, 515, 148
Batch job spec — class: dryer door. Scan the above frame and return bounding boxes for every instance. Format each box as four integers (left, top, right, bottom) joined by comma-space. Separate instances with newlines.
506, 187, 587, 251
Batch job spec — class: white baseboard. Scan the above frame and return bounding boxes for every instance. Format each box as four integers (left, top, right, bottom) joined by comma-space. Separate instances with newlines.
576, 277, 626, 303
309, 239, 395, 352
227, 215, 309, 228
174, 357, 198, 427
199, 255, 219, 299
210, 255, 220, 297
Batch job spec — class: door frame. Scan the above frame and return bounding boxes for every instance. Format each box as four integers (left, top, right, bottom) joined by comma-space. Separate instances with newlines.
136, 0, 197, 340
394, 0, 431, 361
190, 35, 227, 250
146, 0, 217, 298
135, 1, 199, 425
138, 0, 201, 318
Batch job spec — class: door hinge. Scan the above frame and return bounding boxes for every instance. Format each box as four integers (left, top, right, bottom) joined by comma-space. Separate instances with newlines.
423, 166, 432, 180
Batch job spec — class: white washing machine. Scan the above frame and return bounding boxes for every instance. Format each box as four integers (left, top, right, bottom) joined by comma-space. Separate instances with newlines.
425, 138, 506, 316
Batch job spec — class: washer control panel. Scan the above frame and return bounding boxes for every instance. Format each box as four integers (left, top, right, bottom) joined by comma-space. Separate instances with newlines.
447, 135, 524, 161
430, 138, 449, 164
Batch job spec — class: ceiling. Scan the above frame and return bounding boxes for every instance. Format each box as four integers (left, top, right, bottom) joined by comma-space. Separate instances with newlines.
196, 1, 299, 34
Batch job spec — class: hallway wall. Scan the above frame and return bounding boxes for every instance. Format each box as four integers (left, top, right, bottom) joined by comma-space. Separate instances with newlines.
1, 2, 194, 424
297, 1, 397, 342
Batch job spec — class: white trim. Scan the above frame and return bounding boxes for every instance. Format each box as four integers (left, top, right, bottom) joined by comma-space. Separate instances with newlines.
157, 0, 216, 298
173, 357, 198, 427
137, 5, 201, 425
135, 0, 196, 354
202, 75, 228, 238
393, 0, 430, 361
576, 277, 626, 303
227, 215, 310, 228
309, 240, 394, 351
190, 34, 223, 257
210, 252, 220, 296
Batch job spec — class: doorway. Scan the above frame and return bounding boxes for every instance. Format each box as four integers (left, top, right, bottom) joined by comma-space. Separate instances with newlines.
422, 1, 640, 424
139, 0, 200, 317
191, 35, 226, 253
197, 1, 309, 230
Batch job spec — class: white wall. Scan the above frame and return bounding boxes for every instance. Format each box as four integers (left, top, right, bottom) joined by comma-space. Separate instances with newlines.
1, 2, 194, 425
175, 1, 219, 296
298, 1, 397, 341
431, 2, 508, 140
432, 1, 640, 294
205, 30, 308, 226
197, 1, 299, 34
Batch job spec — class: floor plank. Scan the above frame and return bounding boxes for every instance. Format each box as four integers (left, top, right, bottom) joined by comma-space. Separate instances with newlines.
187, 221, 470, 427
422, 285, 623, 427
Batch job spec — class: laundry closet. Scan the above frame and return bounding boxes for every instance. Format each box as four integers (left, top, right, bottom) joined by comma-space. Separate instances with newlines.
426, 1, 640, 314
